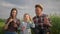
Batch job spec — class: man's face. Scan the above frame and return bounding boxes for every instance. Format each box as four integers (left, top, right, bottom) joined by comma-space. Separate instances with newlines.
35, 7, 42, 16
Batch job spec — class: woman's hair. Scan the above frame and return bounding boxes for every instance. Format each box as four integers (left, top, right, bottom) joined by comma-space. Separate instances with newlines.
10, 8, 18, 18
7, 8, 18, 22
24, 13, 32, 22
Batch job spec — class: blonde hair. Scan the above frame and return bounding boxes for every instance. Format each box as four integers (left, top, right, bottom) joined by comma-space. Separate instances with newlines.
24, 13, 32, 22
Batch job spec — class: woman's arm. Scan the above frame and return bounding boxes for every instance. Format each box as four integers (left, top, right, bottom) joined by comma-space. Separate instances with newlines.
18, 22, 26, 31
4, 19, 13, 30
21, 22, 26, 31
30, 22, 35, 28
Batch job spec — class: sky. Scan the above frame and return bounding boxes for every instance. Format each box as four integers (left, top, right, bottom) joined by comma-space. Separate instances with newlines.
0, 0, 60, 19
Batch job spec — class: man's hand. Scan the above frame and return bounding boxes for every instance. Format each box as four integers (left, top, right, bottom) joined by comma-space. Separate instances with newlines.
38, 23, 43, 26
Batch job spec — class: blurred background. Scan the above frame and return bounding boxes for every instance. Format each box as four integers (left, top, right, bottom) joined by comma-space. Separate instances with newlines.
0, 0, 60, 34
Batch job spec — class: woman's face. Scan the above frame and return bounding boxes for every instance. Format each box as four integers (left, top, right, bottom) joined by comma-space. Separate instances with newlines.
24, 15, 30, 21
12, 10, 17, 17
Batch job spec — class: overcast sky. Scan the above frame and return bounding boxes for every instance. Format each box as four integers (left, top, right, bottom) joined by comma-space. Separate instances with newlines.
0, 0, 60, 19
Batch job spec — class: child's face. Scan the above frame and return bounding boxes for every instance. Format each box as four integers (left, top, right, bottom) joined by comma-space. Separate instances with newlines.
24, 15, 30, 21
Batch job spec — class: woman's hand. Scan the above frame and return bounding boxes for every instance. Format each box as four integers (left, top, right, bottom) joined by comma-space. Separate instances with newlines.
4, 19, 13, 30
9, 19, 13, 23
21, 26, 26, 31
13, 23, 18, 27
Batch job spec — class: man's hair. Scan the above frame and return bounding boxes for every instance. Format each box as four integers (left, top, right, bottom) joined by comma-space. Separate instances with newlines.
35, 4, 43, 11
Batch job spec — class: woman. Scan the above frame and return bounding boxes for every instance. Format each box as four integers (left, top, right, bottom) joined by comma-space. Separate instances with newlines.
4, 8, 20, 34
20, 13, 35, 34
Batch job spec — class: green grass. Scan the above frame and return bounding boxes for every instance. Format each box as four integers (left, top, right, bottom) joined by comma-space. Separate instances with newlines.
0, 22, 4, 27
50, 16, 60, 34
0, 22, 5, 34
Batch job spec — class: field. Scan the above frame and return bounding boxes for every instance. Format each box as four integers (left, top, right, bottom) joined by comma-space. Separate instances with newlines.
0, 15, 60, 34
50, 16, 60, 34
0, 22, 4, 34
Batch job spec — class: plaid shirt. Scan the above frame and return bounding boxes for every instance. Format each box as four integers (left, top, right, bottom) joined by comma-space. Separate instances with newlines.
5, 19, 20, 32
33, 14, 51, 29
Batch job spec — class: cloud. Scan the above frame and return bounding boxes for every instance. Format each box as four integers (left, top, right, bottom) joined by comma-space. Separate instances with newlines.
3, 0, 35, 6
0, 1, 31, 10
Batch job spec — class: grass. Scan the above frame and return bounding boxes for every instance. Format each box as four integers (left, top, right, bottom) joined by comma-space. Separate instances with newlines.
0, 22, 5, 34
50, 16, 60, 34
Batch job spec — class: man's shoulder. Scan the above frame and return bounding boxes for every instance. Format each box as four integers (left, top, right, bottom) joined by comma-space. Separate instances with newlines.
33, 14, 48, 18
42, 14, 48, 17
33, 16, 36, 20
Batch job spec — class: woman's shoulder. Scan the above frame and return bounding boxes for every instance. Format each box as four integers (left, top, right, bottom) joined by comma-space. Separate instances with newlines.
29, 21, 32, 24
22, 21, 25, 23
20, 21, 27, 26
21, 21, 26, 24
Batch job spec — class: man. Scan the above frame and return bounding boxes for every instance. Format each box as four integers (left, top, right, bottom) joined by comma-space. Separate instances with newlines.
33, 4, 52, 34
